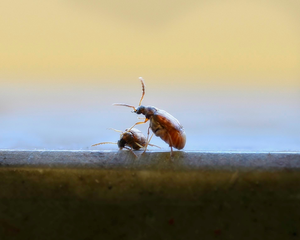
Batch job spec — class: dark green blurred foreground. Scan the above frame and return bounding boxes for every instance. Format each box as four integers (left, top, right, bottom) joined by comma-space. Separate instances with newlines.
0, 166, 300, 240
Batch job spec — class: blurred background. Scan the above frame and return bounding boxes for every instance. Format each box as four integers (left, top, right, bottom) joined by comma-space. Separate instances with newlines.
1, 0, 300, 151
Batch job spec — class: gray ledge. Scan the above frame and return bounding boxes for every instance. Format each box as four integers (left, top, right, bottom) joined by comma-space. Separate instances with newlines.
1, 150, 300, 171
1, 150, 300, 240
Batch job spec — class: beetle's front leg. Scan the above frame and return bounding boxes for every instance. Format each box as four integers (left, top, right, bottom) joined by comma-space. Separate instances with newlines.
127, 118, 149, 132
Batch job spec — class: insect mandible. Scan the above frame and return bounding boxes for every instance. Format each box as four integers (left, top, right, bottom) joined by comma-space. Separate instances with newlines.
92, 127, 159, 157
114, 77, 186, 155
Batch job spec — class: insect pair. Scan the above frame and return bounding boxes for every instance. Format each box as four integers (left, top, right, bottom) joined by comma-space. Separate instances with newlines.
93, 77, 186, 156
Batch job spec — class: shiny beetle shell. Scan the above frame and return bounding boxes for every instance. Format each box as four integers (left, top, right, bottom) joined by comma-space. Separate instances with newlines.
149, 109, 186, 150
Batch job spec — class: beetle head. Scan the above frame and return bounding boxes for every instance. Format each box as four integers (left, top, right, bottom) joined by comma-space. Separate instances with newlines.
135, 105, 145, 115
117, 139, 125, 149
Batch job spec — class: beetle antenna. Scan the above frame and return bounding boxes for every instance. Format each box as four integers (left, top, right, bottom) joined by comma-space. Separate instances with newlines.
113, 103, 137, 111
107, 128, 123, 133
138, 77, 145, 106
92, 142, 117, 147
107, 128, 124, 138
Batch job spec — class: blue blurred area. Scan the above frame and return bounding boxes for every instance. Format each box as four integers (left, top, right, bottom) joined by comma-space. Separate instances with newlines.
1, 82, 300, 151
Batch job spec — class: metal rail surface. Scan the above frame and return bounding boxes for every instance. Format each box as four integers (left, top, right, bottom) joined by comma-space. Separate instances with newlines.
1, 150, 299, 170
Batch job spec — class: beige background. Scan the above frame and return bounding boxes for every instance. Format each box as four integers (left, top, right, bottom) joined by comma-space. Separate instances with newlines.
1, 0, 300, 150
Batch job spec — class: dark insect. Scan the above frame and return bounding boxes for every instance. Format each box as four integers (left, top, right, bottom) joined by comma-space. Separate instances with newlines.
92, 127, 159, 157
114, 77, 186, 156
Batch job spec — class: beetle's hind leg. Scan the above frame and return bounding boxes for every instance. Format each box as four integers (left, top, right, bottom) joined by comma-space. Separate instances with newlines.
148, 143, 160, 148
123, 146, 138, 158
142, 127, 154, 155
167, 133, 174, 159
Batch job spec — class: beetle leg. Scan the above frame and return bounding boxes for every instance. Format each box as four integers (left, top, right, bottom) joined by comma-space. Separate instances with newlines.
123, 146, 138, 158
148, 143, 161, 149
135, 142, 144, 148
142, 127, 154, 155
167, 133, 174, 158
136, 136, 160, 149
170, 146, 173, 157
147, 132, 154, 148
127, 118, 149, 132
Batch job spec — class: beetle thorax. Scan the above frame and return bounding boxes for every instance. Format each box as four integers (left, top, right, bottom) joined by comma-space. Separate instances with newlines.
135, 106, 157, 119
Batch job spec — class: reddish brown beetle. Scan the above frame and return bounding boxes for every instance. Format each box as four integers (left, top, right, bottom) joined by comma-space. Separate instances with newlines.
114, 77, 186, 155
92, 127, 158, 157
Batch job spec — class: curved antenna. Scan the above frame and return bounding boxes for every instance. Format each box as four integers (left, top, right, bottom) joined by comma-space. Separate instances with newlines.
113, 103, 136, 111
92, 142, 117, 147
107, 127, 124, 138
138, 77, 145, 106
107, 128, 123, 133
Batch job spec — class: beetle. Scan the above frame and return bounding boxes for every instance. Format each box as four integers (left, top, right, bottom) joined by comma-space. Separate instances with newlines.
92, 127, 158, 157
114, 77, 186, 156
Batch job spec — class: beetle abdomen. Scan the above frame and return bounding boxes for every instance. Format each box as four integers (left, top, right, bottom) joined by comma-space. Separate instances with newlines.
159, 127, 186, 149
151, 110, 186, 150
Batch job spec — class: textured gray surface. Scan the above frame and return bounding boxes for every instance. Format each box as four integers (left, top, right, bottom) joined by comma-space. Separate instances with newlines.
1, 150, 300, 239
1, 150, 300, 170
